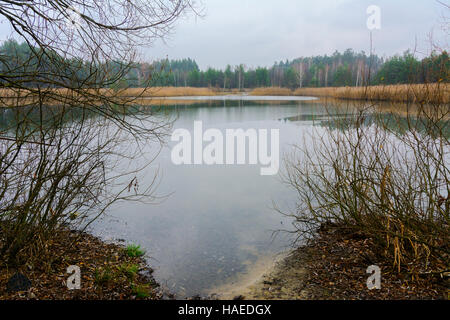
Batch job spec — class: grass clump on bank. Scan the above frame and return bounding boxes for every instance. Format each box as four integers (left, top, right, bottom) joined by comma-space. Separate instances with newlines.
117, 263, 140, 281
132, 284, 151, 299
125, 244, 146, 258
0, 230, 160, 300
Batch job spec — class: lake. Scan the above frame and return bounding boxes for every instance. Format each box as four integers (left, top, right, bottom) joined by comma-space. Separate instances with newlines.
89, 96, 347, 297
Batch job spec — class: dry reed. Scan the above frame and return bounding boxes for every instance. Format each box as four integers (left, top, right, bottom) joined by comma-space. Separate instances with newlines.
250, 87, 293, 96
293, 84, 450, 104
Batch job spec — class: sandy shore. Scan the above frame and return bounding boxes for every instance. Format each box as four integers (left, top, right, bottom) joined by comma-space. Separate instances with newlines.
212, 225, 449, 300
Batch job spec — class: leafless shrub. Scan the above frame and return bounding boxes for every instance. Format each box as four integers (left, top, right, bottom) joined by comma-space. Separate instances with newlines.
281, 94, 449, 275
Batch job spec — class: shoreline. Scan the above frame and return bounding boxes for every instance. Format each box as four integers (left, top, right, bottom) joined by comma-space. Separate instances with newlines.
252, 84, 449, 104
0, 228, 163, 300
1, 83, 448, 107
205, 251, 289, 300
1, 225, 448, 300
219, 225, 449, 300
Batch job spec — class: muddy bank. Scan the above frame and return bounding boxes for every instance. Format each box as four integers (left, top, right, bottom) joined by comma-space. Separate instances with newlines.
221, 226, 449, 300
0, 229, 162, 300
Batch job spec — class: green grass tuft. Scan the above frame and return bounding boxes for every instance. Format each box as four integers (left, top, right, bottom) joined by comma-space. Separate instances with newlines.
94, 267, 114, 286
125, 244, 145, 257
117, 263, 139, 280
132, 284, 150, 299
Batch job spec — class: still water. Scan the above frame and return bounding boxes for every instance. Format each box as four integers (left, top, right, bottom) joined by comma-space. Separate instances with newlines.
90, 96, 341, 297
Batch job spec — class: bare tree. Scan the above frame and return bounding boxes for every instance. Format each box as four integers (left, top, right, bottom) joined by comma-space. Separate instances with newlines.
293, 62, 305, 88
0, 1, 198, 265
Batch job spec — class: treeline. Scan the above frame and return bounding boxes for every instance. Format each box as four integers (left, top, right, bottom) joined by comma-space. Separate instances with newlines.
1, 41, 448, 90
0, 40, 128, 89
142, 49, 448, 89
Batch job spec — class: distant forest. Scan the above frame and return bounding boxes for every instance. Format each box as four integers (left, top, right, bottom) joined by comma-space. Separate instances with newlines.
1, 40, 448, 89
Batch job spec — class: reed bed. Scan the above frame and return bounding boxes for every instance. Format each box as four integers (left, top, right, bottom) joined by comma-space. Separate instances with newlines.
0, 86, 218, 107
2, 84, 448, 106
293, 84, 450, 104
0, 86, 217, 98
117, 86, 217, 97
250, 87, 293, 96
0, 88, 117, 107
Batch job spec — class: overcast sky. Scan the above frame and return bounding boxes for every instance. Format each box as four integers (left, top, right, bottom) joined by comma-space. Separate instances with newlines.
146, 0, 448, 69
0, 0, 447, 70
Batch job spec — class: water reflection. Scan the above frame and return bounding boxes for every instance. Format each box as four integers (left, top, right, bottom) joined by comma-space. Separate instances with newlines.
83, 98, 347, 297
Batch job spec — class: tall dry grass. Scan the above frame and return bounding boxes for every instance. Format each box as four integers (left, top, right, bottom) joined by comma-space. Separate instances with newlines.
2, 84, 448, 105
250, 87, 293, 96
0, 86, 218, 107
293, 84, 450, 104
118, 86, 217, 97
